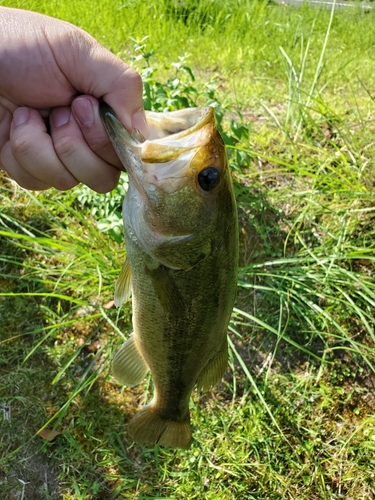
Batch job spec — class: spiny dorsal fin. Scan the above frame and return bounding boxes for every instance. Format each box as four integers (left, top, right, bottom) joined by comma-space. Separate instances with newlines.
114, 258, 132, 307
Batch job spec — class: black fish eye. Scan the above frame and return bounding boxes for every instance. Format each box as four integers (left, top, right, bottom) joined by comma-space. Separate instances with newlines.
198, 167, 220, 191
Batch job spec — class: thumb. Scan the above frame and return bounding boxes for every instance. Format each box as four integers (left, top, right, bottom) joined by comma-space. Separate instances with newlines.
89, 49, 148, 138
52, 23, 148, 138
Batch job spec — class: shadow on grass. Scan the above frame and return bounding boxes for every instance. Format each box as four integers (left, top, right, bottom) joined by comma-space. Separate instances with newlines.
0, 296, 156, 499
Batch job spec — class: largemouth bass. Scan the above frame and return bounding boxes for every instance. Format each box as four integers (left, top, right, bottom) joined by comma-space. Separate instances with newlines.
100, 103, 238, 450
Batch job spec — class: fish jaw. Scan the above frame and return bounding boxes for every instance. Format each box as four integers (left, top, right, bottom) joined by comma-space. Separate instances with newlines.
99, 102, 142, 161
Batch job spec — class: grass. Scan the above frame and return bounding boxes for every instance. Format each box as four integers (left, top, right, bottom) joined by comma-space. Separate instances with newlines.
1, 0, 375, 498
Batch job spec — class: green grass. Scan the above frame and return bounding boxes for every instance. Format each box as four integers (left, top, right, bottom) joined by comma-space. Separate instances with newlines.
1, 0, 375, 498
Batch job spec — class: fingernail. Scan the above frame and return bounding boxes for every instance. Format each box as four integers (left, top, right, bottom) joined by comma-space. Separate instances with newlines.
131, 109, 149, 139
13, 108, 30, 127
52, 108, 71, 127
72, 97, 94, 127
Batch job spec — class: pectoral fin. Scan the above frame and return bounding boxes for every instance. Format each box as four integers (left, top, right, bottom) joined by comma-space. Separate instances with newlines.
114, 258, 132, 307
196, 340, 228, 392
145, 265, 186, 317
112, 334, 149, 387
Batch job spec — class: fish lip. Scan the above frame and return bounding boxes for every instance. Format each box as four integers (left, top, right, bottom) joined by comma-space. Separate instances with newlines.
100, 102, 214, 147
99, 102, 144, 179
145, 107, 214, 144
99, 102, 143, 144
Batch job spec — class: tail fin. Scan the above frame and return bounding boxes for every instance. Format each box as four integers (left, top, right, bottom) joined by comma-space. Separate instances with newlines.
128, 404, 191, 450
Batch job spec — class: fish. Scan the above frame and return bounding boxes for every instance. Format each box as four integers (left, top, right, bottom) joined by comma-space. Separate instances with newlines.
100, 102, 238, 450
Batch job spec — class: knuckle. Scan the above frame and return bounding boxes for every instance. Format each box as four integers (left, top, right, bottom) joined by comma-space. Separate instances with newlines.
54, 135, 76, 160
52, 174, 78, 191
11, 134, 34, 158
124, 67, 143, 90
86, 134, 108, 153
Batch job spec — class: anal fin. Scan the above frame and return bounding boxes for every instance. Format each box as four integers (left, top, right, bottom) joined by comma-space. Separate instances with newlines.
112, 334, 149, 387
196, 339, 228, 392
114, 258, 132, 307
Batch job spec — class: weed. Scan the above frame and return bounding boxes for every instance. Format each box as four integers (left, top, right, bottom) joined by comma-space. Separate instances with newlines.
1, 0, 375, 498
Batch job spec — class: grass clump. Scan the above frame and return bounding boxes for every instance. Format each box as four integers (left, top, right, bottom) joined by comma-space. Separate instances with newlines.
1, 0, 375, 498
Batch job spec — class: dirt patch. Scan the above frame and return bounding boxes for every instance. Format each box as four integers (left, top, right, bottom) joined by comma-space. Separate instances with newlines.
0, 441, 60, 500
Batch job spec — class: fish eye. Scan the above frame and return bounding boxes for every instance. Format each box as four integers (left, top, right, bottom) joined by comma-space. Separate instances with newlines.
198, 167, 220, 191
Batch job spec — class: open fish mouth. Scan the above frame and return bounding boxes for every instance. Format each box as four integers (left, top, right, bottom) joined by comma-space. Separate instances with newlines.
99, 103, 218, 193
100, 101, 213, 141
145, 106, 214, 141
99, 103, 216, 161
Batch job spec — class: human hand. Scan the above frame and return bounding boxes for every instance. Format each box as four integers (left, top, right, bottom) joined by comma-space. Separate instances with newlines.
0, 7, 148, 192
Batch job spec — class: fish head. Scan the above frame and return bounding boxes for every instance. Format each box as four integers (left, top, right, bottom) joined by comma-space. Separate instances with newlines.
100, 104, 236, 269
140, 107, 232, 233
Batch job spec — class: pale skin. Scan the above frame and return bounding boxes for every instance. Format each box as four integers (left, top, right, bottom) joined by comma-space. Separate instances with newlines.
0, 7, 148, 193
